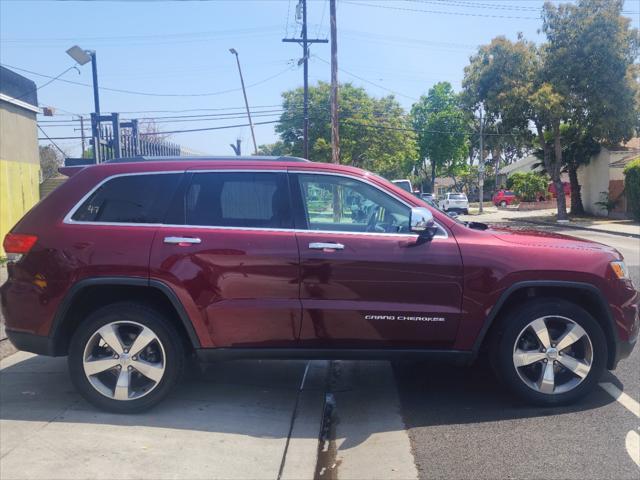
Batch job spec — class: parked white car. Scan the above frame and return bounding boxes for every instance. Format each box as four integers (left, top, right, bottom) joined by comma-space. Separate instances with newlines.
438, 192, 469, 214
392, 179, 413, 193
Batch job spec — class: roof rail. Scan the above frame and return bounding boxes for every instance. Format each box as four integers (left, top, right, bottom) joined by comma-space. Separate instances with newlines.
104, 155, 310, 164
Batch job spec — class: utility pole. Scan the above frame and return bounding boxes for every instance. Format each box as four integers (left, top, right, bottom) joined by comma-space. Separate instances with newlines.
330, 0, 339, 164
79, 115, 86, 156
478, 106, 485, 214
283, 0, 328, 160
229, 48, 258, 155
89, 51, 101, 163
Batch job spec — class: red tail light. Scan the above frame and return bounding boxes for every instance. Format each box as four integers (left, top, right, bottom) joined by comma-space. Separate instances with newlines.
3, 233, 38, 254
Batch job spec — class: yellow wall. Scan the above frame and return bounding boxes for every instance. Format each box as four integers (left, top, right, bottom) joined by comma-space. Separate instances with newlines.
0, 100, 40, 256
0, 159, 40, 255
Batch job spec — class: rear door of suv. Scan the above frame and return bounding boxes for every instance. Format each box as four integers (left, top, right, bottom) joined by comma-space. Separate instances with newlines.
289, 170, 463, 349
149, 169, 301, 348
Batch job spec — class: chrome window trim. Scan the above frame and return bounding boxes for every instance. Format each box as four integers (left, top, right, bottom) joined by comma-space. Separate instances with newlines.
63, 169, 448, 239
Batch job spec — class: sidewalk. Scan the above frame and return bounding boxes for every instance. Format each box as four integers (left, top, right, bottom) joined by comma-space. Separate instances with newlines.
462, 208, 640, 238
0, 353, 328, 480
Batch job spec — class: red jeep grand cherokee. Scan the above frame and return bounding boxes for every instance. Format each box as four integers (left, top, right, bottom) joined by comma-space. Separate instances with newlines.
2, 156, 638, 412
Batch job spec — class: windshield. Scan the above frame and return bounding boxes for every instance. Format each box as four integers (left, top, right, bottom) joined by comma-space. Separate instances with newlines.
392, 180, 412, 192
449, 193, 467, 199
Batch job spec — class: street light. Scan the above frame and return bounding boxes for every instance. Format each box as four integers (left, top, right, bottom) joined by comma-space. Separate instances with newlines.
229, 48, 258, 155
66, 45, 100, 116
67, 45, 100, 162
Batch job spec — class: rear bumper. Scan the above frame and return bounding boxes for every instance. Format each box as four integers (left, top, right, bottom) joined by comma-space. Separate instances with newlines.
5, 329, 58, 356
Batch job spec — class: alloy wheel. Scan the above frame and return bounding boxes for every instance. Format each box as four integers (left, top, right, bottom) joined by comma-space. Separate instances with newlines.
512, 315, 593, 395
82, 321, 166, 401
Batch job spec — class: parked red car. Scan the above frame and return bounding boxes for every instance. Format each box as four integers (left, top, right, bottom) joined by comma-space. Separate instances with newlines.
493, 190, 518, 207
2, 156, 637, 412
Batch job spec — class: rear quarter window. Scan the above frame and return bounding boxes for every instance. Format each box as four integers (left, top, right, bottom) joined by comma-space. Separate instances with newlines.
71, 173, 182, 223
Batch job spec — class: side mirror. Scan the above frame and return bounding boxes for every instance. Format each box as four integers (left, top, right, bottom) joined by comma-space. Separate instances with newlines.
410, 207, 438, 239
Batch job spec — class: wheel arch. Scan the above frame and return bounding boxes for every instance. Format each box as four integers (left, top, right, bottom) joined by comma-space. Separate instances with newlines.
472, 281, 618, 369
50, 277, 201, 356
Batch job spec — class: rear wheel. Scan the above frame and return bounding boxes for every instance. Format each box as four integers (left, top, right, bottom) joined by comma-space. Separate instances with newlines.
500, 200, 507, 207
492, 299, 607, 406
68, 302, 185, 413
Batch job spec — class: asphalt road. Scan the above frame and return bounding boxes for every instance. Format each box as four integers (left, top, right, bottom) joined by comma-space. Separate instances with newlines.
395, 227, 640, 480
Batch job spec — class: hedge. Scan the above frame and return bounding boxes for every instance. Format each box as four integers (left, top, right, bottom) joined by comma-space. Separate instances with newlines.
624, 158, 640, 221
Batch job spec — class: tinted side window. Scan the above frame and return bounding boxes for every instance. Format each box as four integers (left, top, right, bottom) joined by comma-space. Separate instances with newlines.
297, 174, 410, 234
185, 172, 292, 228
72, 173, 181, 223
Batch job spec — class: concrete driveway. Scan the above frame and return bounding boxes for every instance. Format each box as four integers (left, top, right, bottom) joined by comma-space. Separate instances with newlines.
0, 353, 327, 480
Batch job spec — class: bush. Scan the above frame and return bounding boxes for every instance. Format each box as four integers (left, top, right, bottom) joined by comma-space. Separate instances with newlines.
507, 172, 549, 202
624, 158, 640, 221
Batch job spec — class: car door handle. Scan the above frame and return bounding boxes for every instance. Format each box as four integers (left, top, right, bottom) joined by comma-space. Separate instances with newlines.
164, 236, 201, 245
309, 242, 344, 251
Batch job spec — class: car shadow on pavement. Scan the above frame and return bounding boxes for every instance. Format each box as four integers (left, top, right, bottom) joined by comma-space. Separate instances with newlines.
0, 353, 621, 447
392, 357, 617, 428
0, 354, 319, 439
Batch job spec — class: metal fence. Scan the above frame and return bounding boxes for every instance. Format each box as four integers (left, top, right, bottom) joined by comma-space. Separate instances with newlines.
94, 113, 181, 161
65, 112, 182, 166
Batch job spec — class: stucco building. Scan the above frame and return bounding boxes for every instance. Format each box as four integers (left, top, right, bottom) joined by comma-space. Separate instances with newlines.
577, 141, 639, 218
0, 66, 40, 256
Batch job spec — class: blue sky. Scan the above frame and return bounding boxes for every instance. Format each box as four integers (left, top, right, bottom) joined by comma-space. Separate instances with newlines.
1, 0, 638, 157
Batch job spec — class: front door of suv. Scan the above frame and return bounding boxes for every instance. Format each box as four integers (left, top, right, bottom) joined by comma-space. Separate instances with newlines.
291, 172, 463, 349
149, 170, 301, 348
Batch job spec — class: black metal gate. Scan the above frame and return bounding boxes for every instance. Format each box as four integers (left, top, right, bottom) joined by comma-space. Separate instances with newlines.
65, 112, 182, 166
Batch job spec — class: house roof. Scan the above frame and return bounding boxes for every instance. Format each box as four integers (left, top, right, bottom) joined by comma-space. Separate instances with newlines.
0, 66, 38, 111
610, 152, 640, 169
498, 155, 542, 175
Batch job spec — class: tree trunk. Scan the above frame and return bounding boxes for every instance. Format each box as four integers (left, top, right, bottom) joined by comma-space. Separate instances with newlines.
536, 123, 568, 221
552, 125, 569, 221
568, 160, 584, 215
431, 161, 436, 194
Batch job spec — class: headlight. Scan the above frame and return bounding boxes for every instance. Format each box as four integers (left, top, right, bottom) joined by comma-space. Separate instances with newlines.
611, 261, 630, 280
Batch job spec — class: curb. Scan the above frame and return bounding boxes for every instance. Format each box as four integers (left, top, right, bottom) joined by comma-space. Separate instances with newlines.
512, 219, 640, 239
279, 360, 330, 480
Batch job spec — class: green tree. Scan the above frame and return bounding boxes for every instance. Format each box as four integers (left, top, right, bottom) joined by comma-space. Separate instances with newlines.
624, 158, 640, 221
39, 145, 63, 181
507, 172, 549, 202
257, 141, 290, 156
542, 0, 639, 144
274, 82, 417, 178
463, 36, 572, 219
558, 125, 601, 215
410, 82, 469, 191
542, 0, 638, 214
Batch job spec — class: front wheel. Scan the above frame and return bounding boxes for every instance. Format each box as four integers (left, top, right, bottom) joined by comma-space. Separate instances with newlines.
500, 200, 507, 207
492, 299, 607, 406
68, 302, 185, 413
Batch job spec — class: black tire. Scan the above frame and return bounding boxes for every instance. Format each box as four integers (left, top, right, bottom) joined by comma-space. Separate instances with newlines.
500, 201, 507, 207
68, 302, 185, 413
463, 209, 469, 215
491, 298, 607, 406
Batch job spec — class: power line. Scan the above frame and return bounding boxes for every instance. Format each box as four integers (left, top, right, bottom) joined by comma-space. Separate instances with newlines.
313, 55, 418, 101
1, 25, 282, 44
37, 125, 68, 156
342, 0, 541, 20
316, 0, 328, 37
37, 119, 282, 140
1, 63, 297, 97
10, 64, 79, 102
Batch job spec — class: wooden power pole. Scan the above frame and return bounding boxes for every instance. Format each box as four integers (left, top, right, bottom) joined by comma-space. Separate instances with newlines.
283, 0, 327, 160
330, 0, 339, 164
